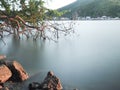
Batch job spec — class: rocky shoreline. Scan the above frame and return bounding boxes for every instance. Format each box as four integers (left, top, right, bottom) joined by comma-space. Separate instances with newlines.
0, 55, 63, 90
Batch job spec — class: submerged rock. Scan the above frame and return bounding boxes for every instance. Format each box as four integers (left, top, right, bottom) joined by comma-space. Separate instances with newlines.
0, 55, 6, 60
29, 82, 41, 90
3, 82, 24, 90
29, 71, 63, 90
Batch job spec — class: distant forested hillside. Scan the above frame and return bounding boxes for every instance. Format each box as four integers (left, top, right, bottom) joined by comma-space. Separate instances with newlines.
59, 0, 120, 18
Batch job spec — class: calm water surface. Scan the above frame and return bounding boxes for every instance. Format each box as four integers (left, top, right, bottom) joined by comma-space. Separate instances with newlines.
0, 20, 120, 90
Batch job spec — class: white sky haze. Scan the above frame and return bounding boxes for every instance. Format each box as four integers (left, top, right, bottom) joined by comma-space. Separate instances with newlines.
45, 0, 76, 9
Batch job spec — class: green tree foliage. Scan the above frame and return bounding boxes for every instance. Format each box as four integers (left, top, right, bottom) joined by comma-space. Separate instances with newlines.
0, 0, 69, 40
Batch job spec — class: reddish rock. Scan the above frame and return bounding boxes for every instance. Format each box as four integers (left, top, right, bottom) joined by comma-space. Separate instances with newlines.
0, 65, 12, 83
0, 55, 6, 60
4, 61, 29, 82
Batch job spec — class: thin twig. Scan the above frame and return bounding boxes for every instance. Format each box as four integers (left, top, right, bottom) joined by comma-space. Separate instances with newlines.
0, 38, 6, 45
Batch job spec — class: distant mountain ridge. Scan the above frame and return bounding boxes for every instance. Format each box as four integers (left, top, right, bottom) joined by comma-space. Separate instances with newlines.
59, 0, 120, 18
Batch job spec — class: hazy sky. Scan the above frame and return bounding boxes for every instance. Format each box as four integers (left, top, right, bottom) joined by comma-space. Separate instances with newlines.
45, 0, 76, 9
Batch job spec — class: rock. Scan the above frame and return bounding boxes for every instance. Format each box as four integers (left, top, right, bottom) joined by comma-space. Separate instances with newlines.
4, 61, 29, 82
0, 87, 9, 90
29, 82, 41, 90
0, 59, 6, 66
0, 65, 12, 83
47, 71, 54, 76
41, 71, 63, 90
3, 82, 23, 90
0, 56, 29, 89
0, 55, 6, 60
29, 71, 63, 90
0, 57, 29, 82
0, 85, 3, 89
4, 87, 9, 90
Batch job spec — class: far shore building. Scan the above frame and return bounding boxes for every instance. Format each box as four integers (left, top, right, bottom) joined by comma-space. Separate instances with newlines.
59, 17, 69, 20
86, 16, 91, 20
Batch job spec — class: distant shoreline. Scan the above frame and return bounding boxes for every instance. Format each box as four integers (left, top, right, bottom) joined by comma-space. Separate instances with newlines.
47, 19, 120, 21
